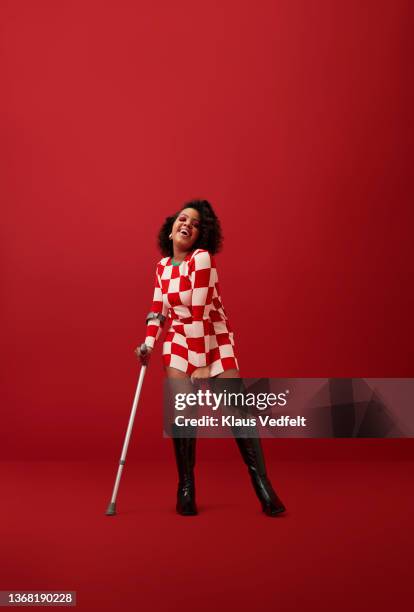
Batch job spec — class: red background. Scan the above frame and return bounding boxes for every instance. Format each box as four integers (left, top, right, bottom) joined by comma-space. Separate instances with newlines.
2, 4, 414, 612
1, 0, 413, 461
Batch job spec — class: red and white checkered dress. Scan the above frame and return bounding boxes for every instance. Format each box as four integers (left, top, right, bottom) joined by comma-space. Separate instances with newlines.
144, 248, 239, 376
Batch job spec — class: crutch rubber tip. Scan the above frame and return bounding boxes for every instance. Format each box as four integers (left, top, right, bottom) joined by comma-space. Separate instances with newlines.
105, 502, 117, 516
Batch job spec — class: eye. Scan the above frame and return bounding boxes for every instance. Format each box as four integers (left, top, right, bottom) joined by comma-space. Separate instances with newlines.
193, 221, 200, 229
178, 215, 187, 222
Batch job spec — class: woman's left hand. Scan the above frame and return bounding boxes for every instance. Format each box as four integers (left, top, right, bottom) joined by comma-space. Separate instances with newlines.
191, 366, 211, 382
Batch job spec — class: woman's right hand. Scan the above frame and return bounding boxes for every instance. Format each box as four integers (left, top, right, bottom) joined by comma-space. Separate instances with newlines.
134, 344, 153, 365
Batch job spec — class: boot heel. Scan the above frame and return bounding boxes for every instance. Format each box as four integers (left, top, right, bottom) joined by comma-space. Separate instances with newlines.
235, 435, 286, 516
176, 477, 198, 516
251, 474, 286, 516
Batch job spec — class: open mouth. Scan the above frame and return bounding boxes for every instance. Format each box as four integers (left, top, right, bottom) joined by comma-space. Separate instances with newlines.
179, 228, 191, 238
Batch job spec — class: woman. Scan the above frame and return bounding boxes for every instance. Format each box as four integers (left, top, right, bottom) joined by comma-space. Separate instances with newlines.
135, 200, 286, 517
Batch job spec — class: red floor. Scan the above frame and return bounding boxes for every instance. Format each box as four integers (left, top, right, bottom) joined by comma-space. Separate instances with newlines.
1, 459, 413, 611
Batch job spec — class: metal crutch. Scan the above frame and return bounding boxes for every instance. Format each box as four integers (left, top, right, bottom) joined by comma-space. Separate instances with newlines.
105, 343, 148, 516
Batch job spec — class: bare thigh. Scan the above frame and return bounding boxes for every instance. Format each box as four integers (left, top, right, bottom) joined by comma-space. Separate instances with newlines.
165, 366, 190, 379
165, 366, 241, 379
215, 368, 241, 379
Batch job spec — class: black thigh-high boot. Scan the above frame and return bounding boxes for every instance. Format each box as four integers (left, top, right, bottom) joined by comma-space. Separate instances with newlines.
167, 377, 198, 516
235, 436, 286, 516
172, 437, 198, 516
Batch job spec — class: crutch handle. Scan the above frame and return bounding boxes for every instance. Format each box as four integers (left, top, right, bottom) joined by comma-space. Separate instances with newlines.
134, 343, 151, 365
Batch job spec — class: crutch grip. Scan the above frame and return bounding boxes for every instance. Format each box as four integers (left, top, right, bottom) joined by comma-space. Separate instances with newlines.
135, 342, 150, 366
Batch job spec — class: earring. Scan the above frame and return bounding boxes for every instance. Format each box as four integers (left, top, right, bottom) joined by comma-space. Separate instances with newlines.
169, 234, 172, 239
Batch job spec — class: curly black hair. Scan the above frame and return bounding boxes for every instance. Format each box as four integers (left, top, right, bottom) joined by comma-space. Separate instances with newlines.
158, 199, 223, 257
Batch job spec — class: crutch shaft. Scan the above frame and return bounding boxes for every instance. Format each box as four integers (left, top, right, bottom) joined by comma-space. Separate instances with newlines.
105, 344, 148, 516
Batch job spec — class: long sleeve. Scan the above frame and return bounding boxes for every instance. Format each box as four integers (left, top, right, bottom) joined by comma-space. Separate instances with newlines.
144, 268, 169, 349
186, 250, 215, 368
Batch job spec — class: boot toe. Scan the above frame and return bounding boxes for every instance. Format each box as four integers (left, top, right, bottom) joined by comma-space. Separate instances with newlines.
176, 484, 198, 515
177, 505, 198, 516
176, 499, 198, 515
262, 502, 286, 516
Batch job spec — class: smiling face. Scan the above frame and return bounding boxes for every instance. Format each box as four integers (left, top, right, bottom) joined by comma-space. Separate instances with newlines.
171, 207, 201, 253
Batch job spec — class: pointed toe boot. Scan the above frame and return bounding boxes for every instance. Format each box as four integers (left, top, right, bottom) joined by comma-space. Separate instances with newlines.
235, 435, 286, 516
